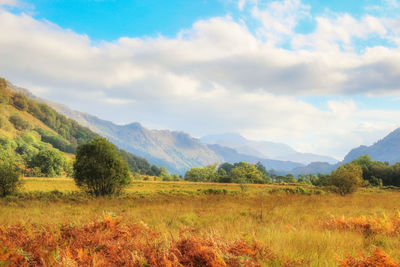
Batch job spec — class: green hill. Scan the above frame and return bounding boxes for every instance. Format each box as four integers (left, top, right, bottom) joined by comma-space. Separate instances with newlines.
0, 78, 162, 177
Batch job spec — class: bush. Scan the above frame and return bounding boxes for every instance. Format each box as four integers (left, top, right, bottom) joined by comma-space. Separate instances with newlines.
28, 149, 66, 177
9, 114, 30, 131
73, 137, 131, 196
12, 93, 28, 111
329, 163, 363, 195
0, 162, 21, 197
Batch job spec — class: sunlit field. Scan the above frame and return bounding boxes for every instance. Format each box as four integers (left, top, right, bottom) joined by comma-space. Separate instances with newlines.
1, 178, 400, 266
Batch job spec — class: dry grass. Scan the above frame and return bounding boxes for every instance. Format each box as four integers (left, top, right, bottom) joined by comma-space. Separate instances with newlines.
2, 179, 400, 266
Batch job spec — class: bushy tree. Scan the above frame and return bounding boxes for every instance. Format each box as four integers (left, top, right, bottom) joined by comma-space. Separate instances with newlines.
73, 137, 131, 196
184, 164, 217, 182
0, 78, 9, 104
218, 162, 234, 175
12, 93, 28, 111
9, 114, 30, 131
256, 162, 272, 183
230, 162, 264, 184
29, 149, 66, 177
329, 163, 363, 195
0, 161, 21, 197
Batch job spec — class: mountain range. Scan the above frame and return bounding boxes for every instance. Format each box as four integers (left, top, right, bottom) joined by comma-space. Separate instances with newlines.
201, 133, 338, 165
5, 78, 400, 175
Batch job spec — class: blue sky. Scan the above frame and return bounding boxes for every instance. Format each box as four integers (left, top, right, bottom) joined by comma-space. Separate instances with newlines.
1, 0, 400, 159
17, 0, 396, 41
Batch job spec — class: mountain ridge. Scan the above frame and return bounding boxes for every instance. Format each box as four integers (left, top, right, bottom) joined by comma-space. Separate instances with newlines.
201, 133, 338, 165
5, 79, 310, 174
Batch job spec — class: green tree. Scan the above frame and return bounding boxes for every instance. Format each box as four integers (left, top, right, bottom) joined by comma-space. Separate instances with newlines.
230, 162, 264, 184
0, 161, 21, 197
0, 78, 8, 104
218, 162, 234, 175
29, 149, 66, 177
256, 162, 272, 183
73, 137, 131, 196
12, 93, 28, 111
329, 163, 363, 195
184, 163, 218, 182
9, 114, 30, 131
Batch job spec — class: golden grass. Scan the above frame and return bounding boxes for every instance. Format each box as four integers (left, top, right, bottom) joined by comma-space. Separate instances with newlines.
2, 178, 400, 266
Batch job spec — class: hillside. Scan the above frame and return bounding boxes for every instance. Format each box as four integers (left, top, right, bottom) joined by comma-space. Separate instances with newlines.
5, 79, 347, 175
343, 128, 400, 164
201, 133, 338, 165
7, 81, 312, 174
0, 78, 161, 177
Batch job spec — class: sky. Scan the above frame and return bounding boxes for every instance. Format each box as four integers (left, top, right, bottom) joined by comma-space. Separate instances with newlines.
1, 0, 400, 160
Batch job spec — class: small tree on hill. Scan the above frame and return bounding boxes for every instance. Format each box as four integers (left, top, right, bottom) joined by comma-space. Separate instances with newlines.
0, 162, 21, 197
329, 163, 363, 195
73, 137, 130, 196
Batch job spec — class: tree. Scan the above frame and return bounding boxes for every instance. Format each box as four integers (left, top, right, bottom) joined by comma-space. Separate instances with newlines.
12, 93, 28, 111
73, 137, 130, 196
218, 162, 234, 175
256, 162, 272, 183
184, 164, 217, 182
0, 161, 21, 197
329, 163, 363, 195
0, 78, 8, 104
230, 162, 264, 184
29, 149, 66, 177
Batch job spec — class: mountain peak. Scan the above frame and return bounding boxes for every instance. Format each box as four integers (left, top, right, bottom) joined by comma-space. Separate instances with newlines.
343, 127, 400, 164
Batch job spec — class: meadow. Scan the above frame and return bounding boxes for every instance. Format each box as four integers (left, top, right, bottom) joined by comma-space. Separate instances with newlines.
1, 178, 400, 266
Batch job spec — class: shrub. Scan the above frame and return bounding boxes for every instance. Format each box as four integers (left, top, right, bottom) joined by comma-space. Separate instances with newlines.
9, 114, 30, 131
73, 137, 131, 196
0, 78, 8, 104
329, 163, 363, 195
12, 93, 28, 111
0, 162, 21, 197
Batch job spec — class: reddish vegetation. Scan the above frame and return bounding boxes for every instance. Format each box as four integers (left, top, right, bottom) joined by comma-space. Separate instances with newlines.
0, 213, 302, 266
338, 248, 399, 267
325, 213, 400, 236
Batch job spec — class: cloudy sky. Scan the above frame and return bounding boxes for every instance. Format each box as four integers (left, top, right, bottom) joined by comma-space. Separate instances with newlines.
1, 0, 400, 159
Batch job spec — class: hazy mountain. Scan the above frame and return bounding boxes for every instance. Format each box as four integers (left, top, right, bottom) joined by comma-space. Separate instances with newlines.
207, 144, 304, 171
201, 133, 338, 164
34, 106, 224, 174
6, 79, 338, 174
343, 128, 400, 164
290, 162, 338, 176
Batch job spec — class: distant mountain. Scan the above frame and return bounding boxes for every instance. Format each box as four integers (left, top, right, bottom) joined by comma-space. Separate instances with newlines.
207, 144, 304, 171
343, 128, 400, 164
201, 133, 338, 165
7, 79, 346, 175
290, 162, 338, 176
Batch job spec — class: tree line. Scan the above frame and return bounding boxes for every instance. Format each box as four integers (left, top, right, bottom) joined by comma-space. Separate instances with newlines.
184, 155, 400, 195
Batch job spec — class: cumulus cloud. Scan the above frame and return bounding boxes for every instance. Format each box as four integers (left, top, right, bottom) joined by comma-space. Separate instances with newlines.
0, 3, 400, 158
251, 0, 310, 43
0, 0, 18, 7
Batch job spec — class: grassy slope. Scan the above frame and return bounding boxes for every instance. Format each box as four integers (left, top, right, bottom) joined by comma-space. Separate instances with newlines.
1, 180, 400, 266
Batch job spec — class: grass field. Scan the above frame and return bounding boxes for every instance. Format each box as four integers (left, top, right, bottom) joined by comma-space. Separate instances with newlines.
1, 178, 400, 266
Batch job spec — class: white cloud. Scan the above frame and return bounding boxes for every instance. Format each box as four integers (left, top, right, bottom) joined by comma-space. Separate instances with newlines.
0, 0, 18, 7
0, 4, 400, 159
251, 0, 310, 44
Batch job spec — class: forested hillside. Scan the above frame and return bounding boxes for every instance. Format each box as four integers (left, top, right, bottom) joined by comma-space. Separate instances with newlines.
0, 78, 162, 177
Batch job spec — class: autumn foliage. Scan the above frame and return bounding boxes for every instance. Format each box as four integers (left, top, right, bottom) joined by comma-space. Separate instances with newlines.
0, 213, 286, 266
325, 213, 400, 236
338, 248, 399, 267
